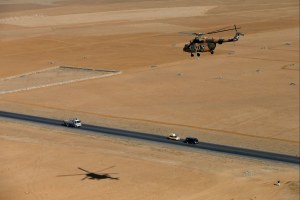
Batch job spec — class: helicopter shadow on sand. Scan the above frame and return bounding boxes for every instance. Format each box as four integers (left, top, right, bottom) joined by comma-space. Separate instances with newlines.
57, 166, 119, 181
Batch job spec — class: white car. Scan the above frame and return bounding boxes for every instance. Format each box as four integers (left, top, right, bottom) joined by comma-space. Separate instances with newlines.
167, 133, 180, 141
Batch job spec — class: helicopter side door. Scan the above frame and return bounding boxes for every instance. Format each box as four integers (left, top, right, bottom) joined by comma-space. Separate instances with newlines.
197, 44, 205, 52
197, 43, 215, 52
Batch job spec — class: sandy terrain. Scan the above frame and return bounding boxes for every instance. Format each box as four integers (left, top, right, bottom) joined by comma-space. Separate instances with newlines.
1, 120, 299, 200
0, 0, 299, 199
0, 6, 214, 27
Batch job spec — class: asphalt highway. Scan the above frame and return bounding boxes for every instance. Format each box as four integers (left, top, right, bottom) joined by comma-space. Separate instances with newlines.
1, 111, 299, 164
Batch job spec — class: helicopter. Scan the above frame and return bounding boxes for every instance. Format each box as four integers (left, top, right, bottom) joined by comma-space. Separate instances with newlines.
183, 25, 244, 57
57, 166, 119, 181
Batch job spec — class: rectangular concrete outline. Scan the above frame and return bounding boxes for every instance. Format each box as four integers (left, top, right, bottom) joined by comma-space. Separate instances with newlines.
0, 66, 121, 94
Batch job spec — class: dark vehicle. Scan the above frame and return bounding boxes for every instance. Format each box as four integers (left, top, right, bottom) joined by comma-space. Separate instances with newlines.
183, 137, 199, 144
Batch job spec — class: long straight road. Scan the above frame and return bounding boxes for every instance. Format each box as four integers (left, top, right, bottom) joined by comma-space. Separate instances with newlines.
0, 111, 299, 164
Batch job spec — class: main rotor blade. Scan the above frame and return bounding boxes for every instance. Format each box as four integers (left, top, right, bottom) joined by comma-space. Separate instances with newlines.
205, 27, 241, 35
211, 25, 233, 32
97, 166, 115, 173
78, 167, 91, 173
178, 31, 203, 36
57, 173, 85, 177
178, 31, 194, 36
178, 32, 204, 37
180, 26, 234, 36
205, 25, 241, 35
179, 25, 241, 37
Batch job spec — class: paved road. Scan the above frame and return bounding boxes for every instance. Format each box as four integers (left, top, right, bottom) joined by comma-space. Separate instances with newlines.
1, 111, 299, 164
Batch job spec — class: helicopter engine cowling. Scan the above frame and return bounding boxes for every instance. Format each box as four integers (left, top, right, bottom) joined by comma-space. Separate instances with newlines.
183, 42, 197, 53
207, 42, 216, 51
218, 39, 224, 44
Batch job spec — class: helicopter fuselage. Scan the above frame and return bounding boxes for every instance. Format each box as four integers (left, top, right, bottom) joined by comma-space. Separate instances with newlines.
183, 41, 217, 54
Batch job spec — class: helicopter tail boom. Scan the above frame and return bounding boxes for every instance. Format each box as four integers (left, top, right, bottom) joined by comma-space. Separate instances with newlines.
232, 32, 244, 42
217, 30, 244, 44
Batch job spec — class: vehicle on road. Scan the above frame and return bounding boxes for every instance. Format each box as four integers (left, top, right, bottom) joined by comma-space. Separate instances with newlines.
167, 133, 180, 141
63, 118, 82, 127
183, 137, 199, 144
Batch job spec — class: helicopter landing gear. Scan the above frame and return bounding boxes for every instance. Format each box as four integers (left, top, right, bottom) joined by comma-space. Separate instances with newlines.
210, 51, 214, 54
191, 53, 194, 57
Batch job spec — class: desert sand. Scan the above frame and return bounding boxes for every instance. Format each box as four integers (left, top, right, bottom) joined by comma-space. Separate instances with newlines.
0, 0, 299, 199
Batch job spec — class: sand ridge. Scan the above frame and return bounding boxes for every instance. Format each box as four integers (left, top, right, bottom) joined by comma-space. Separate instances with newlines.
0, 6, 215, 27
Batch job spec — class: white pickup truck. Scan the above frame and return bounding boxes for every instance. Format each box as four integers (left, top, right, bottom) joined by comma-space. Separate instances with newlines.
167, 133, 180, 141
63, 118, 82, 127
